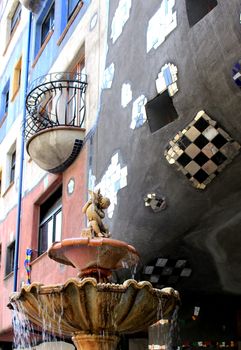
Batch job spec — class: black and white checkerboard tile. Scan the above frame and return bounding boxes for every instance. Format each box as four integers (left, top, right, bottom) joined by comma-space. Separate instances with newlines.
165, 111, 240, 189
142, 257, 192, 289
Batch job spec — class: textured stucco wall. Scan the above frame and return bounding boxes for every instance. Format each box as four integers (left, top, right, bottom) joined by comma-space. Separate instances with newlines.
90, 0, 241, 294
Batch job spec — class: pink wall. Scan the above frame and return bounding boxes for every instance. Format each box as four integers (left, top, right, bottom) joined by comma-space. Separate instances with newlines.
0, 145, 88, 340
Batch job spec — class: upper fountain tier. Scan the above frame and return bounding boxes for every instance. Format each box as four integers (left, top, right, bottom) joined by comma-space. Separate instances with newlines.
48, 237, 140, 280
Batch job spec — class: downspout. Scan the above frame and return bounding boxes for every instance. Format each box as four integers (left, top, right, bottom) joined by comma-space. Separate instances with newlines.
13, 10, 32, 292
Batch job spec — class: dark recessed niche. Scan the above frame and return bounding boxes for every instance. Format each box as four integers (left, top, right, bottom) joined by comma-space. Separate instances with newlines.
145, 90, 178, 133
186, 0, 217, 27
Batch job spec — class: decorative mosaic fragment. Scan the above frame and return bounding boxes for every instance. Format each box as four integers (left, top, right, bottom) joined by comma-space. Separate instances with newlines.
102, 63, 115, 89
93, 153, 128, 218
142, 257, 192, 289
147, 0, 177, 53
144, 193, 166, 212
130, 95, 147, 129
232, 60, 241, 87
121, 83, 132, 107
111, 0, 132, 43
165, 111, 240, 189
156, 63, 178, 97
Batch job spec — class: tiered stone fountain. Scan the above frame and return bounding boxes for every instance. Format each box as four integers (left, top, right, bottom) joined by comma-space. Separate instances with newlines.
8, 190, 179, 350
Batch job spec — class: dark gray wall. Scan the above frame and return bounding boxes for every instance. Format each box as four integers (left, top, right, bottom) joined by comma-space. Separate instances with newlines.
90, 0, 241, 295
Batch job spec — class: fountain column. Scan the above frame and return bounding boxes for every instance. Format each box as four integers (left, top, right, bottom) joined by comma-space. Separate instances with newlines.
72, 333, 120, 350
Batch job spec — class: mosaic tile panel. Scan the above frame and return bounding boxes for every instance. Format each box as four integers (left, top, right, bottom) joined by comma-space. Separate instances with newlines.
111, 0, 132, 43
156, 63, 178, 97
232, 59, 241, 87
102, 63, 115, 89
144, 193, 166, 212
165, 111, 240, 189
147, 0, 177, 53
142, 257, 192, 289
121, 83, 132, 107
91, 153, 128, 219
130, 95, 147, 129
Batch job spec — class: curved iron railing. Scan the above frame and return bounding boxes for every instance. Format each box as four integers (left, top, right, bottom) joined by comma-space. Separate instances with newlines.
25, 72, 88, 140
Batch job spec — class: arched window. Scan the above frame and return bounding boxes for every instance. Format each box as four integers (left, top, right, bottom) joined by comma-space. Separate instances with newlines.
186, 0, 217, 27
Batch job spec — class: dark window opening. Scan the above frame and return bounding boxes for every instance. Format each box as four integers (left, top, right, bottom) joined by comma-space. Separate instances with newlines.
38, 186, 62, 255
41, 2, 55, 46
5, 241, 15, 276
10, 2, 21, 34
145, 90, 179, 133
10, 150, 16, 183
68, 0, 80, 20
186, 0, 217, 27
5, 90, 9, 113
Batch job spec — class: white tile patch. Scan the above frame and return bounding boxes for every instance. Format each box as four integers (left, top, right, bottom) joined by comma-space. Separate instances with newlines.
102, 63, 115, 89
111, 0, 132, 43
130, 95, 147, 129
121, 83, 132, 107
156, 63, 178, 97
94, 153, 128, 218
147, 0, 177, 53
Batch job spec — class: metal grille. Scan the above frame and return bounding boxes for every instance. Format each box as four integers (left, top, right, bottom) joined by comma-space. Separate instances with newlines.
25, 72, 87, 140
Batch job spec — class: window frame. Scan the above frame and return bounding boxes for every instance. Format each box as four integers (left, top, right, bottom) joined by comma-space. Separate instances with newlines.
10, 150, 16, 184
68, 0, 80, 20
5, 241, 15, 276
10, 2, 22, 35
1, 80, 10, 124
11, 56, 22, 101
38, 186, 62, 256
4, 89, 9, 114
41, 2, 55, 46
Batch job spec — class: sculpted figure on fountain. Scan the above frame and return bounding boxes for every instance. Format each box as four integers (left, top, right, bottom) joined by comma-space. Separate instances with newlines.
82, 189, 111, 238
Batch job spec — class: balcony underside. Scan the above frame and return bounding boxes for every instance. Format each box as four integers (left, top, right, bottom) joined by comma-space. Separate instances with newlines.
27, 127, 85, 173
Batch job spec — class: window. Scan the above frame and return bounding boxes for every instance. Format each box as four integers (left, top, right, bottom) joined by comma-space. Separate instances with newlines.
38, 186, 62, 255
1, 81, 10, 120
10, 150, 16, 183
68, 0, 80, 20
10, 2, 21, 34
186, 0, 217, 27
57, 0, 84, 46
5, 241, 15, 276
11, 56, 22, 100
41, 2, 55, 46
67, 57, 86, 126
145, 90, 179, 133
4, 90, 9, 114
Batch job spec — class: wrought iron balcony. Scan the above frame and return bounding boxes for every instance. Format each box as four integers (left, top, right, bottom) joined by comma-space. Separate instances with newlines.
25, 72, 87, 173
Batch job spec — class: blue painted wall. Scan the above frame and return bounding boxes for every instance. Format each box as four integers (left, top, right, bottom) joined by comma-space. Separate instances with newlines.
29, 0, 91, 84
0, 25, 29, 143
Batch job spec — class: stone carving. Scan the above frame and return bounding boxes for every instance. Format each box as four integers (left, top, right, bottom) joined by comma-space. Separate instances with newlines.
82, 190, 110, 237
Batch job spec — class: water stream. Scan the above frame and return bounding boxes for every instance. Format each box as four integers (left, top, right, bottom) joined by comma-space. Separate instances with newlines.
12, 294, 66, 349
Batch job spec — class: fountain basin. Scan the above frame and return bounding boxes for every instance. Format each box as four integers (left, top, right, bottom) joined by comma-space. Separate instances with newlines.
8, 277, 179, 338
48, 238, 139, 279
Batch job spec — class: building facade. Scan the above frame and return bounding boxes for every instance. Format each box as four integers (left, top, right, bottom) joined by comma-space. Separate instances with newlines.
0, 0, 241, 349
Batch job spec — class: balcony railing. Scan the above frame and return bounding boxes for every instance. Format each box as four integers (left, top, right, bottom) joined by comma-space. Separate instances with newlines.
25, 72, 87, 140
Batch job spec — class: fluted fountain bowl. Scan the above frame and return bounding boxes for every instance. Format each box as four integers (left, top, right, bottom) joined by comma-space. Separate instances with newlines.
10, 236, 179, 349
9, 277, 179, 349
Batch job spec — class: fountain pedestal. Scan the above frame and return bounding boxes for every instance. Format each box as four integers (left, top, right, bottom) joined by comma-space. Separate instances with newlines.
72, 333, 119, 350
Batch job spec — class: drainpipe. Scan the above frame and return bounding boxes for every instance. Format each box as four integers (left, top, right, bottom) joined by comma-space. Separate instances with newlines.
13, 11, 32, 292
